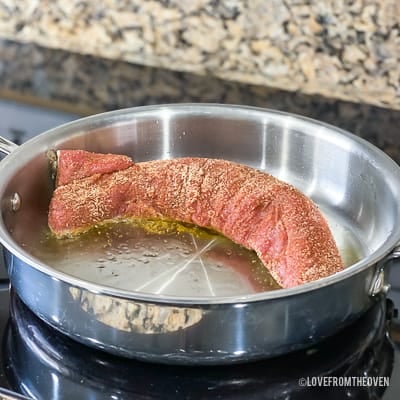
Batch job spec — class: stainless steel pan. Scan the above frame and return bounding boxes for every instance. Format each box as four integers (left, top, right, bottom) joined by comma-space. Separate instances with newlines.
0, 104, 399, 365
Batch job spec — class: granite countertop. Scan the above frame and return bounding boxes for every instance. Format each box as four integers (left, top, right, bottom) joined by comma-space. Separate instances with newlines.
0, 0, 399, 110
0, 39, 399, 165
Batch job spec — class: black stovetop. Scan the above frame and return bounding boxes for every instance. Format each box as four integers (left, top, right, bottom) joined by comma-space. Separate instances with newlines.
0, 248, 399, 399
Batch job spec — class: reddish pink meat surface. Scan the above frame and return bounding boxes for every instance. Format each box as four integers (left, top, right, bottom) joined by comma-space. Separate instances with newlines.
49, 151, 344, 288
56, 150, 133, 187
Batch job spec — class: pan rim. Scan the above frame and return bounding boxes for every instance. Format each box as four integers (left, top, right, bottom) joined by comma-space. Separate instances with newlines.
1, 103, 400, 305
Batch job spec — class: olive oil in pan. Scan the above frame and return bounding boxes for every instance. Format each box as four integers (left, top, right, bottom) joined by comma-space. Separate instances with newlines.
31, 214, 362, 297
321, 209, 365, 268
33, 220, 279, 297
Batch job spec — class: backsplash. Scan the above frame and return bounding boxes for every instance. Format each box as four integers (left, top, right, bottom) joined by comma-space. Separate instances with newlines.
0, 0, 399, 110
1, 39, 400, 165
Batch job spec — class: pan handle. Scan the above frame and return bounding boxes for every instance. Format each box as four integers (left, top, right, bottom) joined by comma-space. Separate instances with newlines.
0, 136, 19, 156
370, 244, 400, 297
388, 244, 400, 260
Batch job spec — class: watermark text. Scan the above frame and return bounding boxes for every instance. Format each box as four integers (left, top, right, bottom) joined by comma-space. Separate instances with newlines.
298, 376, 390, 387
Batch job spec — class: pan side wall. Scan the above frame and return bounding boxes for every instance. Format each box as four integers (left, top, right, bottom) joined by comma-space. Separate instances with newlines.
5, 248, 377, 365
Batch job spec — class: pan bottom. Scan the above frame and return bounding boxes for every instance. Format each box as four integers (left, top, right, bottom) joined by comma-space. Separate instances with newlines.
27, 206, 364, 298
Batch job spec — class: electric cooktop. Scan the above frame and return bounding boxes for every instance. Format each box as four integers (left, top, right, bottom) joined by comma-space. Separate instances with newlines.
0, 251, 399, 399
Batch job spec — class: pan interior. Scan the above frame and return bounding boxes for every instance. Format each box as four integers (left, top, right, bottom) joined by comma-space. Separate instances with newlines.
1, 104, 399, 299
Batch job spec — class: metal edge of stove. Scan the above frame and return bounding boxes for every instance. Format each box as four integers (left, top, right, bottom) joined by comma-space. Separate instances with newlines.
0, 387, 30, 400
0, 99, 79, 145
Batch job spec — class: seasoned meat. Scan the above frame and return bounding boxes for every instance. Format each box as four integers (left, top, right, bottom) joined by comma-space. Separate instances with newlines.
49, 151, 344, 288
55, 149, 133, 187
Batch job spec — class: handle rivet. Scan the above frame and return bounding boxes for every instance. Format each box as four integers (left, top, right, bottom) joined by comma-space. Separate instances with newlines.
11, 193, 21, 212
382, 283, 391, 294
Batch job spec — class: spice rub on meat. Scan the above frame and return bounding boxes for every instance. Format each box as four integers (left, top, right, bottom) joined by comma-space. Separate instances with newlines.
48, 150, 344, 288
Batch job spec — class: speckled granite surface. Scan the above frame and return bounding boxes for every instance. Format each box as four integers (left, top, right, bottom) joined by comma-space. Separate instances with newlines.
0, 0, 399, 110
0, 39, 399, 164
